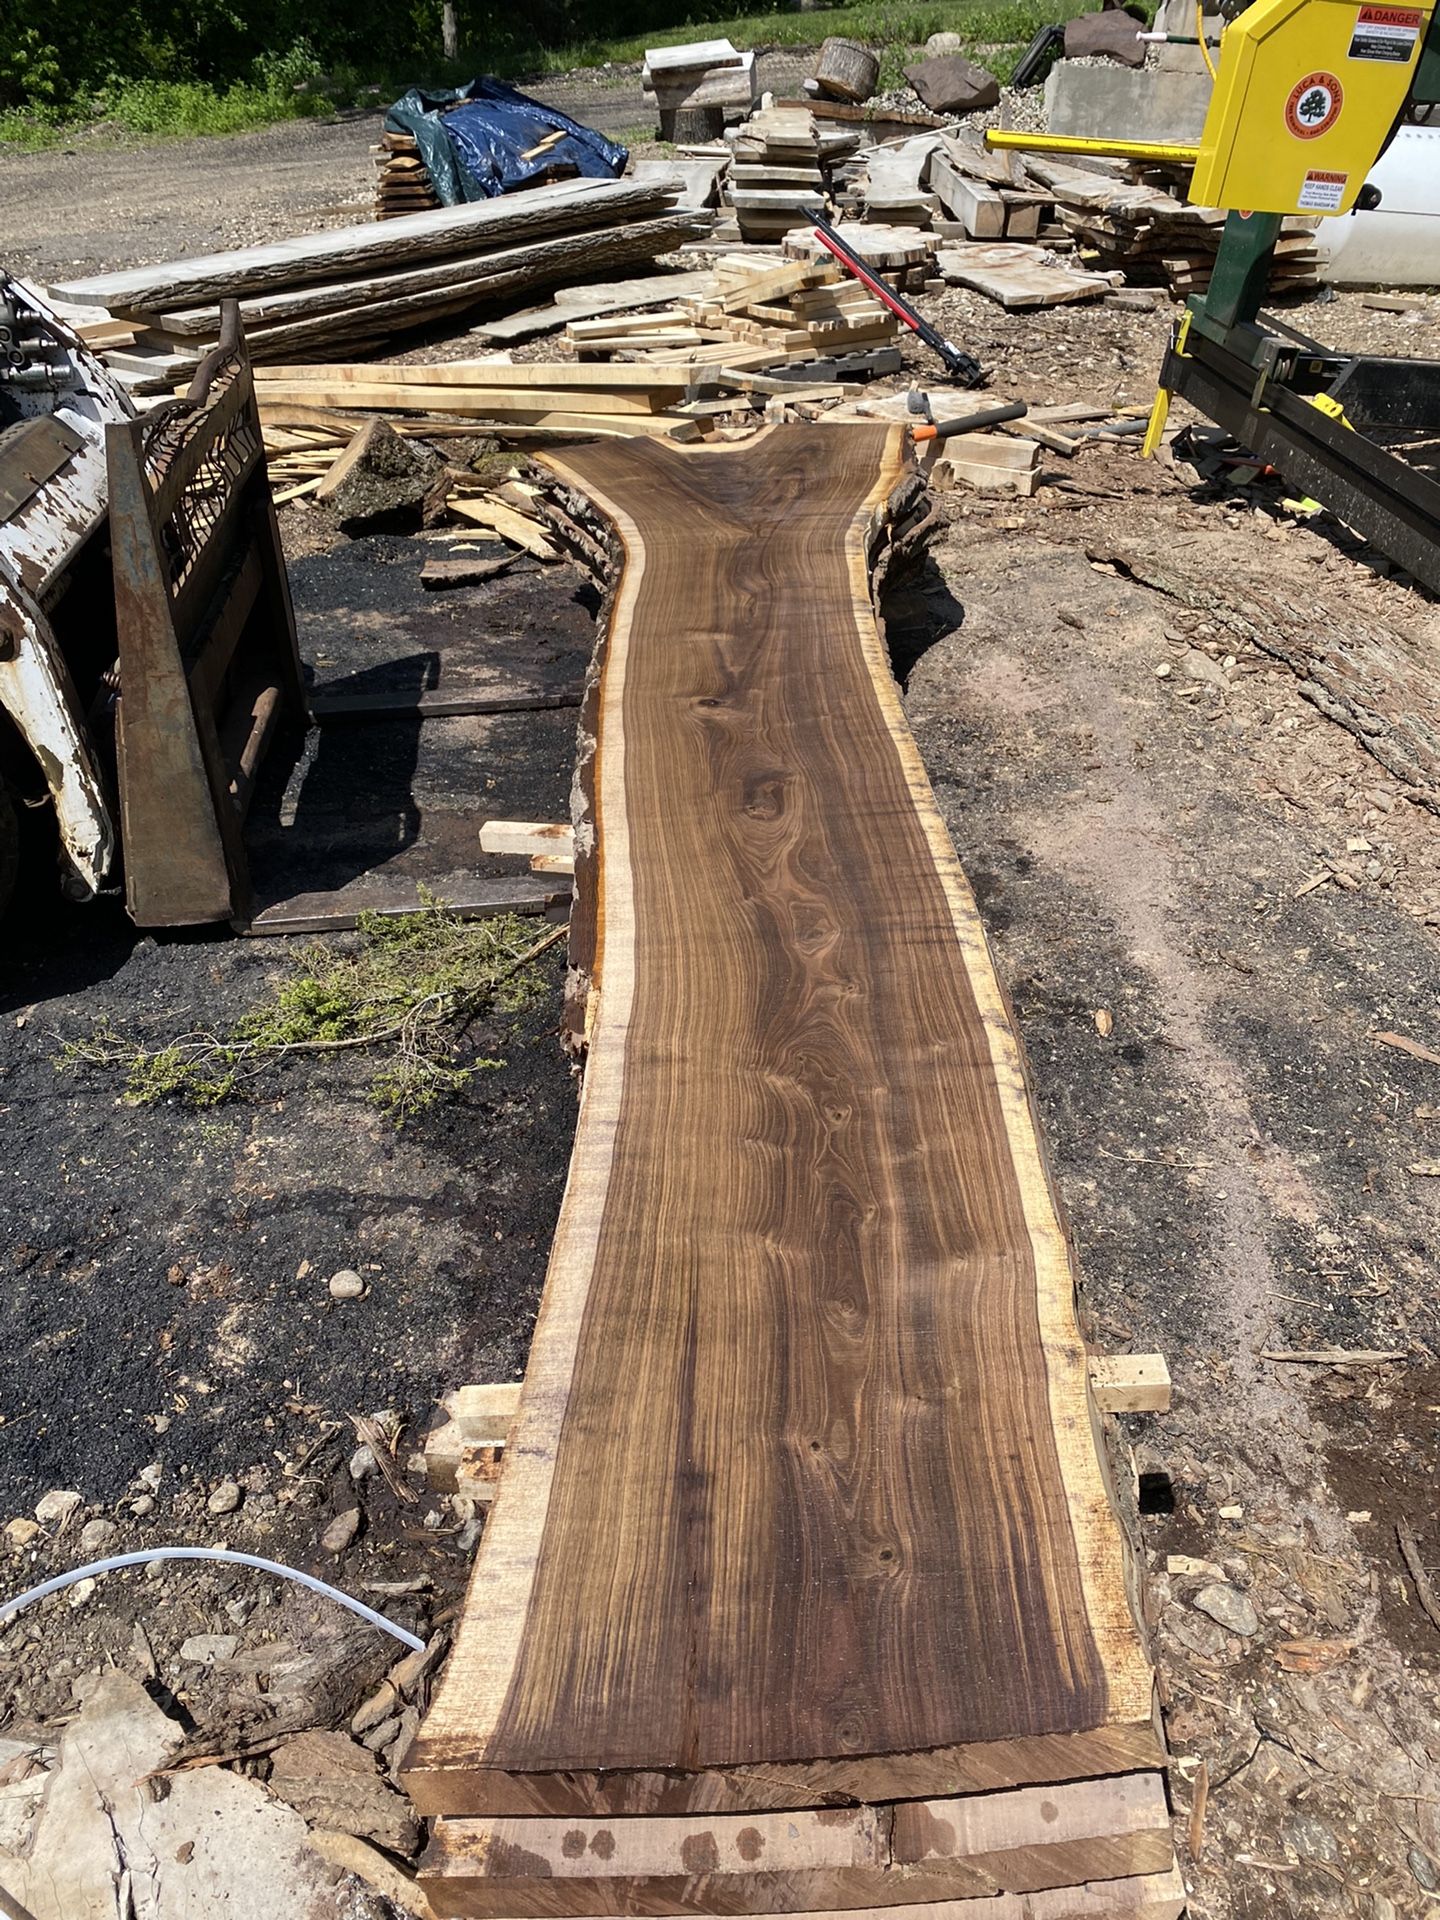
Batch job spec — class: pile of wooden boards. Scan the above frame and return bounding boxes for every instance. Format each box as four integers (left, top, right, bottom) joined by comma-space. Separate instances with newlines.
1023, 155, 1321, 296
373, 127, 440, 220
643, 39, 758, 139
712, 104, 868, 243
785, 221, 937, 295
758, 129, 1321, 305
560, 254, 902, 375
399, 424, 1182, 1920
253, 361, 708, 445
48, 176, 707, 391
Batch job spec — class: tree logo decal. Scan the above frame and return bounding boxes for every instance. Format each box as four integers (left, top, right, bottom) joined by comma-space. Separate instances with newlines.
1285, 71, 1344, 138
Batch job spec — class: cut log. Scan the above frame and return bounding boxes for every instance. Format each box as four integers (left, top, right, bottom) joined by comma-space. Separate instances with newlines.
815, 37, 881, 103
403, 427, 1163, 1828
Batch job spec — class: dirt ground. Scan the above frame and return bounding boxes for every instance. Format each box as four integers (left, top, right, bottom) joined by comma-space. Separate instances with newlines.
4, 112, 1440, 1920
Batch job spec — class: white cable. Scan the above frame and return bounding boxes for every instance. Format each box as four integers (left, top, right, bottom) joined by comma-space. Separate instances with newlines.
0, 1546, 425, 1650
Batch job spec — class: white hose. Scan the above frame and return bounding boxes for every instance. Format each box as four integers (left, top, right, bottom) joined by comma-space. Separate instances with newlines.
0, 1547, 425, 1650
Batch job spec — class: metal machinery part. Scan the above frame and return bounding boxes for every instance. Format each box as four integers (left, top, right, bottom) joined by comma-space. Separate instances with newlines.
990, 0, 1440, 591
0, 276, 135, 901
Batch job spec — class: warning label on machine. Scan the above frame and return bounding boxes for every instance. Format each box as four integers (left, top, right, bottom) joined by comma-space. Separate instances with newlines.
1348, 4, 1422, 59
1298, 168, 1349, 209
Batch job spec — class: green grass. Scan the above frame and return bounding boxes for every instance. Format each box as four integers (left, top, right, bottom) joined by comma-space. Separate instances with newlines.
513, 0, 1091, 79
0, 0, 1096, 146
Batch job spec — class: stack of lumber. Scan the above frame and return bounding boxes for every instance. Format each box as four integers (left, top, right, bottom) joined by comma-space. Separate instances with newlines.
47, 177, 706, 391
717, 106, 860, 242
373, 127, 440, 220
1023, 155, 1321, 295
788, 93, 949, 144
400, 424, 1182, 1920
252, 360, 708, 443
927, 133, 1051, 243
643, 39, 758, 139
785, 220, 936, 294
560, 255, 902, 376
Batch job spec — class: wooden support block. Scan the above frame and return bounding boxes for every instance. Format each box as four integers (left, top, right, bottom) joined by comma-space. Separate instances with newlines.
423, 1384, 523, 1499
928, 155, 1008, 238
530, 851, 577, 875
1090, 1354, 1172, 1414
419, 1775, 1174, 1911
1002, 200, 1042, 241
479, 820, 576, 860
928, 432, 1041, 497
446, 1383, 523, 1442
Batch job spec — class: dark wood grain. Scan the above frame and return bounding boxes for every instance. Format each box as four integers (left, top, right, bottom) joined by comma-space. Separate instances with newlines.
406, 425, 1157, 1818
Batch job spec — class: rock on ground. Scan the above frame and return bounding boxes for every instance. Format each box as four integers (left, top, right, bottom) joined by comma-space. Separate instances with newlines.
0, 1669, 377, 1918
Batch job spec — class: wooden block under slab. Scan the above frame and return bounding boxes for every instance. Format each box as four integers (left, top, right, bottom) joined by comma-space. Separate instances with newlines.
889, 1773, 1173, 1897
419, 1870, 1186, 1920
929, 435, 1042, 497
417, 1775, 1174, 1913
424, 1384, 522, 1497
479, 820, 576, 860
1089, 1354, 1172, 1414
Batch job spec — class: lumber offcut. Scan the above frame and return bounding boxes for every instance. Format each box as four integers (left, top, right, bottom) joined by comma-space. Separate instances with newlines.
405, 426, 1165, 1881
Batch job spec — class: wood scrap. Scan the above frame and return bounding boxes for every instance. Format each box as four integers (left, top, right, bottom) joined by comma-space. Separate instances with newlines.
420, 554, 518, 589
447, 497, 559, 559
268, 1729, 420, 1854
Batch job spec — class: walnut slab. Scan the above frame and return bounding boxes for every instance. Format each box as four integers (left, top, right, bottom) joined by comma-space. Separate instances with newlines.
405, 425, 1160, 1819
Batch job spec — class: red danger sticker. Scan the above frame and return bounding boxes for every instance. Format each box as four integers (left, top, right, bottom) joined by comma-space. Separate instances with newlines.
1350, 4, 1422, 58
1285, 71, 1344, 137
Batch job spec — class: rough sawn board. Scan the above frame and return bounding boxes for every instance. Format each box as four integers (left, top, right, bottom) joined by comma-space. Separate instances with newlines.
406, 425, 1160, 1819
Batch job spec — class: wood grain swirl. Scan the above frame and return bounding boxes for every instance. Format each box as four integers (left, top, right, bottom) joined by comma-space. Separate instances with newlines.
406, 425, 1159, 1818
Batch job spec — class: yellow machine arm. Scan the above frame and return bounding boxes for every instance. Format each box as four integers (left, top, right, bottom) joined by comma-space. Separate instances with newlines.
987, 0, 1436, 217
1191, 0, 1435, 212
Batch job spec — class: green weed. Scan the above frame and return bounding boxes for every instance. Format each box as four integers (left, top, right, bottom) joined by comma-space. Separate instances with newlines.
56, 901, 563, 1125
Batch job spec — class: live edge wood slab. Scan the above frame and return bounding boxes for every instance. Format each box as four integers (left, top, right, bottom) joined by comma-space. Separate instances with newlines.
405, 427, 1169, 1905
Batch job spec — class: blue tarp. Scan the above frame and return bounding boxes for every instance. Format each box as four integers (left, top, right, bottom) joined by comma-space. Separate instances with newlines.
384, 78, 628, 204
